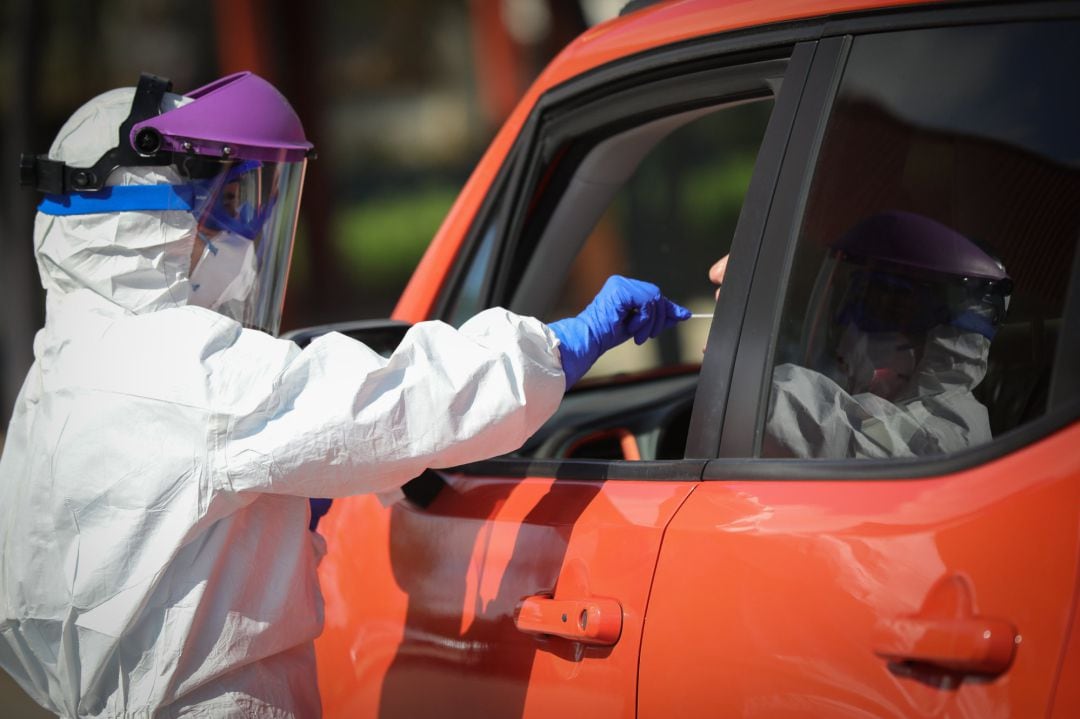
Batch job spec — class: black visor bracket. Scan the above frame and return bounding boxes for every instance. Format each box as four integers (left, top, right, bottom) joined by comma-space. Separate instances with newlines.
19, 73, 176, 195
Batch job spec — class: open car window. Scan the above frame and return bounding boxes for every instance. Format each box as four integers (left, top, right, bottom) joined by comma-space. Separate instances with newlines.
458, 54, 792, 462
538, 99, 774, 383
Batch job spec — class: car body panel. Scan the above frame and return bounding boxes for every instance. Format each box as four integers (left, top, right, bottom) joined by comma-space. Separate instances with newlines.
533, 0, 927, 90
1051, 594, 1080, 717
639, 422, 1080, 717
316, 475, 698, 718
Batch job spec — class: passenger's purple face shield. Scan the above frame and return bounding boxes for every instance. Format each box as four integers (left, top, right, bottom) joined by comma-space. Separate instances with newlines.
131, 72, 313, 162
833, 210, 1009, 282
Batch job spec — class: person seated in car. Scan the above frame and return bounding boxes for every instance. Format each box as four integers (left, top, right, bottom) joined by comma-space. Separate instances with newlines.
709, 210, 1011, 458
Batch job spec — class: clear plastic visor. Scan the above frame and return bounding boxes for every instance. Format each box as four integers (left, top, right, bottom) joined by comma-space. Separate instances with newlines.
802, 255, 962, 371
183, 156, 306, 335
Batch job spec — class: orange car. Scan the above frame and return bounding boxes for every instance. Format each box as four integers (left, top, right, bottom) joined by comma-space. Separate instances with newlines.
298, 1, 1080, 716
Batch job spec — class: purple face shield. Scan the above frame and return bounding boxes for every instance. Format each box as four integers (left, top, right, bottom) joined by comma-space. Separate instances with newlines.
831, 210, 1009, 284
135, 73, 313, 335
130, 72, 313, 163
25, 72, 314, 336
801, 211, 1012, 382
829, 211, 1012, 337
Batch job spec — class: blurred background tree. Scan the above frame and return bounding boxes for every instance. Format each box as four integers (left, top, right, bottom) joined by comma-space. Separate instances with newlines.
0, 0, 627, 425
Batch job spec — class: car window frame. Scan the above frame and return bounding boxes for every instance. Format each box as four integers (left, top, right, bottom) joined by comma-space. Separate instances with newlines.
710, 7, 1080, 481
438, 42, 818, 479
431, 18, 828, 326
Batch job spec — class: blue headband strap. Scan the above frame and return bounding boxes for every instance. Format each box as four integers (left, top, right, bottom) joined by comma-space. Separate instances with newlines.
38, 184, 197, 216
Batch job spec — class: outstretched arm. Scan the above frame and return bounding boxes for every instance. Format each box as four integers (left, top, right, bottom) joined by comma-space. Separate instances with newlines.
219, 277, 689, 498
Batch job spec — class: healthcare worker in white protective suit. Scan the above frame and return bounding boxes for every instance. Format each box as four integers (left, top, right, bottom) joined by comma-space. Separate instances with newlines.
0, 72, 690, 718
709, 210, 1011, 458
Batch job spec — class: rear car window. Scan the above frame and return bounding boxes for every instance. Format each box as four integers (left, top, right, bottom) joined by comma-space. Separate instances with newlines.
763, 21, 1080, 459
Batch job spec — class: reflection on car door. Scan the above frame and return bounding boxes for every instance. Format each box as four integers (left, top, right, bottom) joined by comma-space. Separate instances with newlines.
315, 468, 702, 718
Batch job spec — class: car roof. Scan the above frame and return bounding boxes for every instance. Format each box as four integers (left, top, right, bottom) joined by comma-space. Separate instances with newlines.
536, 0, 936, 91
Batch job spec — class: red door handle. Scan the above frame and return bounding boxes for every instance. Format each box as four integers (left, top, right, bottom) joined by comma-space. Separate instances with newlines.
872, 616, 1017, 675
515, 595, 622, 645
873, 574, 1018, 677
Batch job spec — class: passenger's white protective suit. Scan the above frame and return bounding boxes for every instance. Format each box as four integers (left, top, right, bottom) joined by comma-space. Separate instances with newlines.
0, 89, 565, 718
765, 324, 992, 458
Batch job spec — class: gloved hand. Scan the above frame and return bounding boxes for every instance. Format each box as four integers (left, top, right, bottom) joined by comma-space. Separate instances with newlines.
548, 275, 691, 387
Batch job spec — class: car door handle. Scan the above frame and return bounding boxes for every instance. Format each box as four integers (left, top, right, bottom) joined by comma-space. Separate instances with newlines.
514, 595, 622, 645
872, 574, 1018, 677
872, 616, 1018, 675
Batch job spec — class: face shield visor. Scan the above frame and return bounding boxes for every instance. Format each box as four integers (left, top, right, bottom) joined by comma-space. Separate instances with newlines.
803, 252, 1009, 397
183, 155, 306, 331
802, 255, 941, 396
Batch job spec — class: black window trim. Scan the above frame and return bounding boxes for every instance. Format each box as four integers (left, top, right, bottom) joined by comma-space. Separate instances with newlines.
502, 53, 789, 319
1049, 230, 1080, 407
702, 397, 1080, 481
685, 41, 816, 458
450, 458, 710, 482
818, 0, 1080, 37
718, 35, 851, 459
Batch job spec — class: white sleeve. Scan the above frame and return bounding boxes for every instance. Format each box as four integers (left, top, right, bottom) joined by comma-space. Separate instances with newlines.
220, 308, 566, 497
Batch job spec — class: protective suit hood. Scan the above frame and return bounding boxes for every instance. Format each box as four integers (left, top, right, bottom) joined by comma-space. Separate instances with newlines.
33, 87, 198, 318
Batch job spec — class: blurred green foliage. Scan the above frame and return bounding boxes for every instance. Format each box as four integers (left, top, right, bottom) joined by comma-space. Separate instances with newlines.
682, 151, 758, 237
332, 185, 458, 289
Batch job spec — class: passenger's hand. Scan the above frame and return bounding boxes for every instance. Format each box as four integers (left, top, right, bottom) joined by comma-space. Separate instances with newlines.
709, 255, 729, 300
548, 275, 691, 387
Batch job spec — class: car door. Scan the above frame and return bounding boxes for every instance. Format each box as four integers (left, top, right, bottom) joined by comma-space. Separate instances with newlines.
639, 6, 1080, 717
312, 31, 815, 719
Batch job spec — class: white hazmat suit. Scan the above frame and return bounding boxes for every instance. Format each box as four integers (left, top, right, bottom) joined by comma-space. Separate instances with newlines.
0, 88, 567, 717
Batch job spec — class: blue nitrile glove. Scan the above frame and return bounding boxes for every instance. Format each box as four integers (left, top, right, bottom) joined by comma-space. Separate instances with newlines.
309, 497, 332, 531
548, 275, 692, 387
